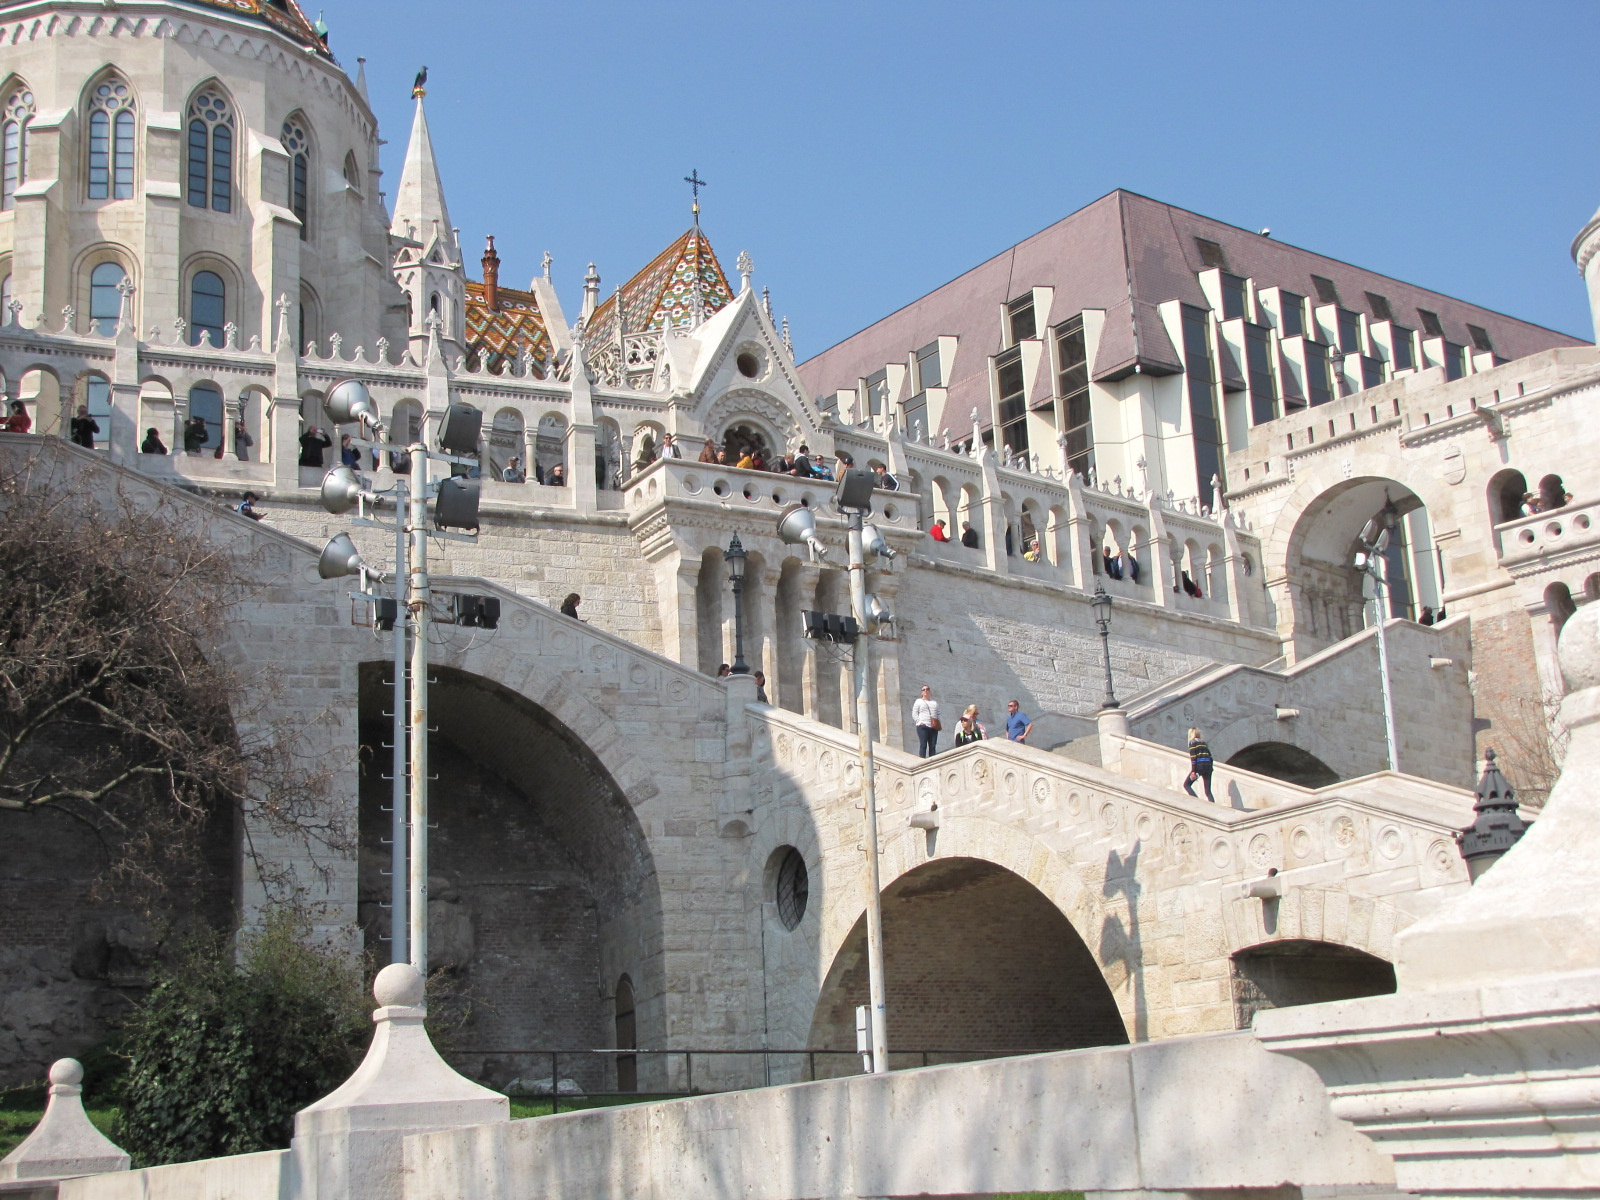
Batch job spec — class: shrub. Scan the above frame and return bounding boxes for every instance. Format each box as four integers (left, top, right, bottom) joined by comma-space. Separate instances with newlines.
112, 914, 368, 1166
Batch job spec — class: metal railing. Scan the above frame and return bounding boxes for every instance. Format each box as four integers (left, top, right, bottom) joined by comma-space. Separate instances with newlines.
457, 1046, 1053, 1113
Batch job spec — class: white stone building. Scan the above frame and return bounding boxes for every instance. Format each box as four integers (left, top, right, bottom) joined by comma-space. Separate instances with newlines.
0, 0, 1596, 1124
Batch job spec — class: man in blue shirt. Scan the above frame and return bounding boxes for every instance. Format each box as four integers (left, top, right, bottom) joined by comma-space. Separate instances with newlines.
1005, 699, 1033, 744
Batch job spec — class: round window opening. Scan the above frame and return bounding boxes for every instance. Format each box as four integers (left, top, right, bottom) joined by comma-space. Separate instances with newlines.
775, 847, 809, 930
736, 351, 761, 378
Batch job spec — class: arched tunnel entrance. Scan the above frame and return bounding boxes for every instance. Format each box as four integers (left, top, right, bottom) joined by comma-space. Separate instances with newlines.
1231, 939, 1396, 1028
808, 858, 1127, 1076
357, 663, 661, 1093
1227, 742, 1339, 788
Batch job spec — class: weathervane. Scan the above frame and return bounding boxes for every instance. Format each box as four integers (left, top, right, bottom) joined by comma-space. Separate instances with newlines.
411, 65, 428, 98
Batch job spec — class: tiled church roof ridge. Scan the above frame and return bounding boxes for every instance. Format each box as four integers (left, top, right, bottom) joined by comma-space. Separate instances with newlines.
464, 280, 551, 375
584, 226, 735, 348
174, 0, 330, 56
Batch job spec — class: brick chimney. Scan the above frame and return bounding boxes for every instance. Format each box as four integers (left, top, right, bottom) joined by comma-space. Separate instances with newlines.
482, 235, 500, 312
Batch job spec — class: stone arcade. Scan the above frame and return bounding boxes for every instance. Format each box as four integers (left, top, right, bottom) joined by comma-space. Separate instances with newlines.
1, 1, 1599, 1196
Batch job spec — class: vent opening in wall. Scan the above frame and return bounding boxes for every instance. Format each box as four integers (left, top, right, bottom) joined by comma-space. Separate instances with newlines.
736, 351, 760, 378
774, 846, 809, 930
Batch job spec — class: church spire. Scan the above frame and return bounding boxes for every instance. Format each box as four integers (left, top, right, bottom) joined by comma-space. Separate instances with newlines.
390, 89, 456, 261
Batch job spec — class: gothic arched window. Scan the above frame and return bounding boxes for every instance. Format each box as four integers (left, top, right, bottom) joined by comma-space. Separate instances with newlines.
2, 84, 35, 212
86, 76, 135, 200
281, 116, 309, 238
186, 89, 233, 213
190, 270, 225, 347
89, 262, 127, 336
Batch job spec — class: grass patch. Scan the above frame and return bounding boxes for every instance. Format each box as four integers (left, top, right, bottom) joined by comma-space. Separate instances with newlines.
509, 1094, 680, 1119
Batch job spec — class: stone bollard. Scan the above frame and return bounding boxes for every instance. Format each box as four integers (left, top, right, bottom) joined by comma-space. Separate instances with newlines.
0, 1058, 130, 1181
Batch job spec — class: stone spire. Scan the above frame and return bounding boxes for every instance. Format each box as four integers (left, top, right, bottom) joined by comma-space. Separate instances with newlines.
582, 263, 600, 325
390, 94, 457, 261
354, 57, 369, 103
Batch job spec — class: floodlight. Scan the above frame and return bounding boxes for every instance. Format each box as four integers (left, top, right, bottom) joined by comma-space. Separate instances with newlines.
318, 532, 366, 579
319, 465, 363, 515
325, 379, 382, 429
777, 503, 829, 561
861, 523, 895, 561
437, 403, 483, 456
867, 593, 893, 631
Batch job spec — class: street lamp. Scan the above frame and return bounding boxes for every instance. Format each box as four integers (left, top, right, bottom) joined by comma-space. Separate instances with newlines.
776, 466, 891, 1076
1457, 748, 1528, 883
724, 533, 749, 676
1354, 496, 1401, 772
1091, 584, 1118, 709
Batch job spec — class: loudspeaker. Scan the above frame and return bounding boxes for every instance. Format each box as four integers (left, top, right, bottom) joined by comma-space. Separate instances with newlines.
436, 403, 483, 455
373, 597, 398, 632
454, 594, 501, 629
434, 476, 481, 530
834, 466, 876, 512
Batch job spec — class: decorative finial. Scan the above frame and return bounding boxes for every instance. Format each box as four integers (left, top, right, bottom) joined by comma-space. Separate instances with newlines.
411, 65, 428, 98
781, 315, 792, 357
736, 251, 753, 292
541, 250, 553, 279
684, 168, 706, 225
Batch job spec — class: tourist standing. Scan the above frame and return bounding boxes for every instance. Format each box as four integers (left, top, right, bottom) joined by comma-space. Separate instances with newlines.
560, 593, 582, 620
298, 425, 331, 467
1004, 699, 1033, 744
912, 685, 941, 758
140, 427, 167, 454
3, 401, 29, 433
953, 708, 984, 747
69, 405, 99, 449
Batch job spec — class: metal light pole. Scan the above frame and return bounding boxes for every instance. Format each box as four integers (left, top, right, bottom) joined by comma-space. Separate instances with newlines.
407, 441, 431, 974
724, 534, 750, 675
1356, 499, 1401, 773
844, 505, 889, 1076
1092, 584, 1118, 709
389, 477, 409, 963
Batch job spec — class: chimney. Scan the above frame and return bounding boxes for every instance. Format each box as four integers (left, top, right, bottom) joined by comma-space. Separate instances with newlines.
482, 235, 500, 312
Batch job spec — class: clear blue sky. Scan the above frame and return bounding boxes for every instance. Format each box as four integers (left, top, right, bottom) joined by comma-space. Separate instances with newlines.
323, 0, 1599, 358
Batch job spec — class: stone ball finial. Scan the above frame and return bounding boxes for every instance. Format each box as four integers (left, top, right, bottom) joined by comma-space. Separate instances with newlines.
49, 1058, 84, 1086
1558, 602, 1600, 694
373, 962, 425, 1008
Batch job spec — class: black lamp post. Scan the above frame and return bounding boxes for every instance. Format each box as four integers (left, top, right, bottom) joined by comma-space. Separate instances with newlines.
724, 533, 750, 675
1091, 584, 1118, 709
1457, 748, 1528, 883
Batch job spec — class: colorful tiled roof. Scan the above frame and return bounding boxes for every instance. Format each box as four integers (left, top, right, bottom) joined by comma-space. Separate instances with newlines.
179, 0, 329, 55
584, 227, 734, 350
464, 281, 551, 376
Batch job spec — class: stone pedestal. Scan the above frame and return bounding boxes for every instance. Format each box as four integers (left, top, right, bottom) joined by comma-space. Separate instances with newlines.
289, 963, 507, 1200
0, 1059, 129, 1182
1256, 602, 1600, 1199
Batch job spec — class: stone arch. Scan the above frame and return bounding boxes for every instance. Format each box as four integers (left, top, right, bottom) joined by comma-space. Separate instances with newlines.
71, 241, 136, 334
1045, 503, 1069, 566
1488, 467, 1528, 524
1229, 938, 1396, 1029
1275, 472, 1435, 657
17, 364, 63, 435
928, 474, 957, 532
488, 406, 523, 481
594, 415, 622, 489
1539, 473, 1567, 512
536, 410, 567, 484
720, 422, 770, 466
1227, 741, 1339, 787
695, 543, 727, 677
355, 660, 664, 1092
702, 387, 800, 456
807, 853, 1128, 1075
1546, 581, 1577, 640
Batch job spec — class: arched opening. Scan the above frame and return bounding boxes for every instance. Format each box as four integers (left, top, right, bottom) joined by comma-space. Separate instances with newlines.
695, 544, 726, 677
1231, 939, 1395, 1028
186, 384, 223, 452
536, 413, 567, 486
1488, 468, 1528, 524
720, 423, 769, 465
1546, 581, 1577, 640
614, 975, 636, 1092
1284, 477, 1437, 654
1539, 474, 1567, 513
807, 857, 1126, 1077
357, 664, 660, 1094
488, 408, 523, 482
1226, 741, 1339, 788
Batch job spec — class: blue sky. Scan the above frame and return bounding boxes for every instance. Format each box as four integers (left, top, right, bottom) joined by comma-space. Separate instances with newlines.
325, 0, 1599, 357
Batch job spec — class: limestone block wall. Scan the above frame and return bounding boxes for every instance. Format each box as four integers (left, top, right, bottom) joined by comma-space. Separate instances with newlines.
1128, 614, 1477, 787
744, 702, 1475, 1056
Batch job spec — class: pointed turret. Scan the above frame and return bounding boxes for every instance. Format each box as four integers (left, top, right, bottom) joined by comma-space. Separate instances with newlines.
354, 57, 370, 104
390, 95, 458, 262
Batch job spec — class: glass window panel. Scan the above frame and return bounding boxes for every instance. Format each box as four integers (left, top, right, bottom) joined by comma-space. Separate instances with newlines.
89, 262, 126, 336
113, 109, 134, 198
1279, 291, 1305, 338
1245, 324, 1277, 425
1391, 326, 1414, 370
186, 120, 208, 207
1336, 309, 1361, 353
1007, 296, 1035, 344
1220, 273, 1247, 321
87, 109, 109, 199
915, 341, 941, 390
191, 270, 225, 346
211, 122, 232, 212
292, 153, 308, 238
85, 376, 111, 423
2, 120, 19, 211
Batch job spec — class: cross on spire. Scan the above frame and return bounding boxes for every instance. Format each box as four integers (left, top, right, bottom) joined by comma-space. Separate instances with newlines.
684, 169, 706, 225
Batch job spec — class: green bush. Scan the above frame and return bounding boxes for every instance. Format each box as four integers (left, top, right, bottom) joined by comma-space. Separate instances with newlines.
112, 915, 368, 1167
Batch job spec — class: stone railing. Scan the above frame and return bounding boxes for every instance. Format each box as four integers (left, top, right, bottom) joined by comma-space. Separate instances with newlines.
1494, 497, 1600, 568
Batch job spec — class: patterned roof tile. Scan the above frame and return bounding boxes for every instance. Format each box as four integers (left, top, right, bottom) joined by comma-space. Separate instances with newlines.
180, 0, 329, 55
585, 227, 734, 351
464, 281, 551, 376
